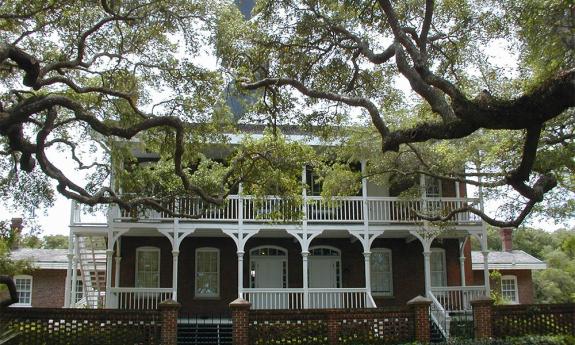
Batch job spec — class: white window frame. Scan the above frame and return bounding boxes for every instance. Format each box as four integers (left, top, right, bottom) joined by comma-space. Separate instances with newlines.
13, 274, 33, 307
430, 248, 447, 287
501, 275, 519, 304
424, 175, 442, 198
195, 247, 220, 298
135, 246, 161, 288
370, 248, 393, 297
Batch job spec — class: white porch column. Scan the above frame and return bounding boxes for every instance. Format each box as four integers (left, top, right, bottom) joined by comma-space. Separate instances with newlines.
114, 237, 121, 288
423, 250, 432, 297
64, 232, 75, 308
114, 257, 121, 288
302, 251, 309, 308
363, 252, 371, 292
70, 235, 79, 307
172, 250, 179, 301
363, 251, 372, 306
237, 251, 244, 298
459, 237, 467, 287
64, 253, 74, 308
104, 249, 114, 308
482, 250, 490, 294
459, 256, 466, 287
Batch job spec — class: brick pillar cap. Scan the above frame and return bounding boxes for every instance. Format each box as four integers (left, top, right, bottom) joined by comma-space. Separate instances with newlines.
407, 295, 432, 306
229, 297, 251, 309
470, 296, 494, 306
159, 299, 181, 309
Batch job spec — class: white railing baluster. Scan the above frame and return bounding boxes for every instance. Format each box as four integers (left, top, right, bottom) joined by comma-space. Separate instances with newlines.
109, 194, 480, 224
431, 285, 486, 312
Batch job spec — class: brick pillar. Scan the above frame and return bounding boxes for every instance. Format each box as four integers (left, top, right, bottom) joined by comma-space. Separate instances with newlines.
471, 296, 493, 339
326, 312, 339, 345
159, 299, 180, 345
230, 298, 251, 345
407, 296, 432, 344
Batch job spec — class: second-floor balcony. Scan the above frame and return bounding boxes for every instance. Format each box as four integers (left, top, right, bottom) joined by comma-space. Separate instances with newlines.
71, 195, 482, 226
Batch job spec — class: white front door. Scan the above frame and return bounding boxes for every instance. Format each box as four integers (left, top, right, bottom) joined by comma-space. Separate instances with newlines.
253, 258, 284, 288
309, 256, 341, 308
309, 258, 338, 288
250, 254, 288, 309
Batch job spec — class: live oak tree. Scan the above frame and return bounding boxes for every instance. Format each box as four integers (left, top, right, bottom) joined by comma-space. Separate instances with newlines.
216, 0, 575, 227
0, 0, 316, 219
1, 0, 574, 226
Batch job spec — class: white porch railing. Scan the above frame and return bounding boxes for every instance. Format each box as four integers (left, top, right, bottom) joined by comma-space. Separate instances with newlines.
243, 288, 376, 310
243, 289, 304, 310
430, 286, 486, 312
308, 288, 374, 309
306, 197, 364, 222
108, 288, 173, 310
86, 195, 481, 225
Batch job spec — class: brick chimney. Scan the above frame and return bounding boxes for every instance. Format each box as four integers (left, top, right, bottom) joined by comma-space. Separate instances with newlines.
499, 227, 513, 252
10, 218, 23, 250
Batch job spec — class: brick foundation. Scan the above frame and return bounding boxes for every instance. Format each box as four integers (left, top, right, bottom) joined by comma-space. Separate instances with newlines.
159, 299, 180, 345
230, 298, 251, 345
471, 297, 493, 339
407, 296, 432, 344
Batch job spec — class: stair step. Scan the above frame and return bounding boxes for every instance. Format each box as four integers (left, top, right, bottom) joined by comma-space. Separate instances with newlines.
177, 323, 232, 345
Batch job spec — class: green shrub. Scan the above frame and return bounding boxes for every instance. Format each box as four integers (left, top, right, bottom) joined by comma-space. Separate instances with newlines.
399, 335, 575, 345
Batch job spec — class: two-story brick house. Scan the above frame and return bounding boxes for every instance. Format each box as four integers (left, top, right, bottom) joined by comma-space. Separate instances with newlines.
65, 126, 493, 339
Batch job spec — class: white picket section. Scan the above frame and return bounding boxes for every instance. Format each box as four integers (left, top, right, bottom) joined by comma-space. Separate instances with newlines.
243, 288, 375, 310
109, 288, 173, 310
77, 195, 481, 225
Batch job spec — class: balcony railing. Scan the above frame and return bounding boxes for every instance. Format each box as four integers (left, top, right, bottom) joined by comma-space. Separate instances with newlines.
430, 285, 487, 313
71, 195, 481, 226
242, 288, 376, 310
108, 287, 173, 310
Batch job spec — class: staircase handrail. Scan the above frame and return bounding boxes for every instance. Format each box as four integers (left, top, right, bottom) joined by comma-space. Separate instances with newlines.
429, 292, 450, 339
367, 293, 377, 308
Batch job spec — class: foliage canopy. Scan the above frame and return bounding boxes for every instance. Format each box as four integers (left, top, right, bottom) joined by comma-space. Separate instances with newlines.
0, 0, 573, 227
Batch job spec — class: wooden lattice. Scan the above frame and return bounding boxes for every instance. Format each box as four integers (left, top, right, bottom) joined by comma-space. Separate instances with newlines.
248, 308, 414, 345
0, 308, 161, 345
249, 310, 328, 345
338, 310, 414, 344
492, 303, 575, 337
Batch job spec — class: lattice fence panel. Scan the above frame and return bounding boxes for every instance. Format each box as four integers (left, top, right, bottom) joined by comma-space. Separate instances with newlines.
0, 308, 161, 345
338, 310, 414, 344
249, 310, 328, 345
492, 304, 575, 338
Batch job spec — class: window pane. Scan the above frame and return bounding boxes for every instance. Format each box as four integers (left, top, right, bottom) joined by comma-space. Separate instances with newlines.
136, 249, 160, 288
370, 251, 392, 295
15, 277, 32, 305
425, 176, 441, 197
196, 250, 219, 297
501, 278, 517, 303
430, 251, 446, 287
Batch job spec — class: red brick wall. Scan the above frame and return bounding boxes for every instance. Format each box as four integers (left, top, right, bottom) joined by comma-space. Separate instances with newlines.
30, 269, 67, 308
119, 236, 467, 312
177, 236, 238, 314
472, 269, 534, 304
120, 236, 173, 289
440, 180, 467, 198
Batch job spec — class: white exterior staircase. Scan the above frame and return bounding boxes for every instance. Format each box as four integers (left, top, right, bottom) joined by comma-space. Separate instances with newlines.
76, 236, 107, 308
